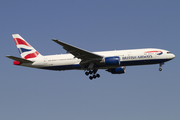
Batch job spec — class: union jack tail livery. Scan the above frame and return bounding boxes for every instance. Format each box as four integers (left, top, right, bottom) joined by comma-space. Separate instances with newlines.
12, 34, 42, 60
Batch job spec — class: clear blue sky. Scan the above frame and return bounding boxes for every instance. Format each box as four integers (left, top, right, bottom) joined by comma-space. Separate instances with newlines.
1, 0, 180, 120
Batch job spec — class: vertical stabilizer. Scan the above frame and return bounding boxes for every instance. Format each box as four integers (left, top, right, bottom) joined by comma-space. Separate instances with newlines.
12, 34, 42, 59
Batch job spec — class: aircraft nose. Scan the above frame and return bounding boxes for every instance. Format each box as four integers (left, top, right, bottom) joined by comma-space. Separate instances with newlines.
172, 53, 175, 59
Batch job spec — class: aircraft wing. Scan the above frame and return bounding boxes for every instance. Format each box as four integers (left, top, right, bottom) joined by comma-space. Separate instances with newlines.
6, 55, 33, 63
52, 39, 103, 61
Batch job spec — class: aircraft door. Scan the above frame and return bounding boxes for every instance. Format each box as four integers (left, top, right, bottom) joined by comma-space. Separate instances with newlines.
44, 58, 48, 65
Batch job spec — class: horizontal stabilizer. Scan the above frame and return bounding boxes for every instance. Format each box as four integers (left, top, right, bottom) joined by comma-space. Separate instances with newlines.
6, 55, 33, 63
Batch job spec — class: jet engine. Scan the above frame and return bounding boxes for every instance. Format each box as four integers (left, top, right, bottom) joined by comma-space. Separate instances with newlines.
104, 56, 120, 66
106, 66, 126, 74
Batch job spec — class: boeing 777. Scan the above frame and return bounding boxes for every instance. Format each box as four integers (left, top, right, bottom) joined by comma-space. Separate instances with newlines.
6, 34, 175, 80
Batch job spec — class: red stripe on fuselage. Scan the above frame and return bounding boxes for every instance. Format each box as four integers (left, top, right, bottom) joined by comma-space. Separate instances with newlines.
145, 51, 162, 53
24, 51, 39, 59
13, 38, 31, 47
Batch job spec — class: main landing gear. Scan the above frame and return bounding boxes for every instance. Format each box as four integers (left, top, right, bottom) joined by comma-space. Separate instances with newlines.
85, 69, 100, 80
159, 62, 164, 71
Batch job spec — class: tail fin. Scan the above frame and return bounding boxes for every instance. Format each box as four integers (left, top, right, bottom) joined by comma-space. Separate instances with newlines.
12, 34, 42, 59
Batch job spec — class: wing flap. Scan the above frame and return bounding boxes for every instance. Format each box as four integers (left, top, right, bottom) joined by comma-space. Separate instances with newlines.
6, 55, 33, 63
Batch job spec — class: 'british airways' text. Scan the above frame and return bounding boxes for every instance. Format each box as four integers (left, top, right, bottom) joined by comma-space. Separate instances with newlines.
122, 55, 152, 60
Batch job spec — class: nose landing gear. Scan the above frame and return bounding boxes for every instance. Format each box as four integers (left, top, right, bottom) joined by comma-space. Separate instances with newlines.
159, 62, 164, 71
85, 69, 100, 80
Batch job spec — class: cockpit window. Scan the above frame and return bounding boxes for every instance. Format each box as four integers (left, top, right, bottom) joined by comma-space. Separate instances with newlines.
167, 52, 172, 54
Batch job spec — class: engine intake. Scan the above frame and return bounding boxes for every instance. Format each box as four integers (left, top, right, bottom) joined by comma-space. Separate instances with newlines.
104, 56, 120, 66
106, 66, 126, 74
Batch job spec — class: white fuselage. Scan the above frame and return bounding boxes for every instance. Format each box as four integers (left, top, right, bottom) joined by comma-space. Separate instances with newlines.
21, 48, 175, 71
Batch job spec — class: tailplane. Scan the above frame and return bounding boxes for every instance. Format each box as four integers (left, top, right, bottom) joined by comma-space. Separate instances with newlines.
12, 34, 42, 59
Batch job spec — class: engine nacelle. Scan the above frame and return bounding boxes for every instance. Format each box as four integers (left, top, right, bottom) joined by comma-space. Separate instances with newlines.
104, 56, 120, 66
106, 66, 126, 74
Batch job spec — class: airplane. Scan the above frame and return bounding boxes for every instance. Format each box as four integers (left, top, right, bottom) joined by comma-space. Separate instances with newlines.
6, 34, 175, 80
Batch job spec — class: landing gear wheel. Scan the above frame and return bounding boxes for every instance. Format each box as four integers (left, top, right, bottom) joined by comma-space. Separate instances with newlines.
85, 69, 100, 80
96, 74, 100, 78
93, 75, 96, 79
89, 76, 93, 80
89, 70, 93, 74
159, 68, 162, 71
85, 71, 89, 76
